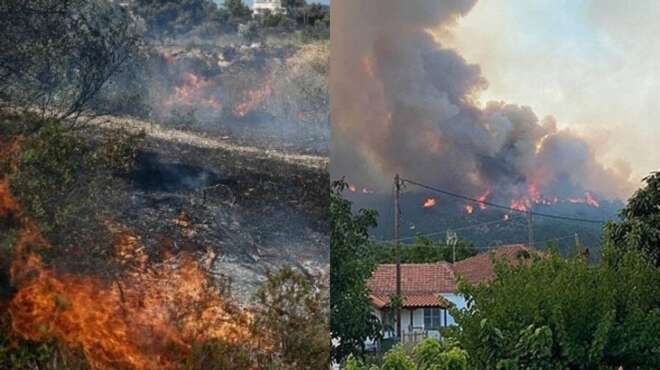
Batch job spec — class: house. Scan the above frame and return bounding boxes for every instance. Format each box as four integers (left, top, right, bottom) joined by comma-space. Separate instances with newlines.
366, 244, 535, 343
251, 0, 285, 15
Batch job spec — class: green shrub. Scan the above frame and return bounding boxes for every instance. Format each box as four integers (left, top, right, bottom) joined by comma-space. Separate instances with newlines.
182, 339, 254, 370
381, 345, 416, 370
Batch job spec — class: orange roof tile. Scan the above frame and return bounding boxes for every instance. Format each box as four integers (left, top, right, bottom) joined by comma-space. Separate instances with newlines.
453, 244, 534, 284
367, 263, 455, 308
367, 245, 538, 309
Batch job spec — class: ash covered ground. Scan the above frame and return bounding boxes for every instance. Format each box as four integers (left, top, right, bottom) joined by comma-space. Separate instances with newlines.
87, 112, 329, 304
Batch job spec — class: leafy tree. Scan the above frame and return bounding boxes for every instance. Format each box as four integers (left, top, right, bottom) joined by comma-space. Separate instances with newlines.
131, 0, 217, 37
331, 179, 382, 362
605, 171, 660, 266
450, 251, 660, 369
0, 0, 142, 122
281, 0, 306, 10
222, 0, 252, 19
250, 266, 329, 369
209, 0, 251, 30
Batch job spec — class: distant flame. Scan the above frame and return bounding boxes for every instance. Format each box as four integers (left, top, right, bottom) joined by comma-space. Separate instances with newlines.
567, 192, 600, 208
233, 78, 274, 117
464, 204, 474, 214
422, 197, 437, 208
476, 187, 491, 210
164, 72, 222, 110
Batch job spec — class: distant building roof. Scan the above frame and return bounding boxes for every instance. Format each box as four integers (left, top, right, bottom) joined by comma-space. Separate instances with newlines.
453, 244, 533, 284
367, 244, 537, 309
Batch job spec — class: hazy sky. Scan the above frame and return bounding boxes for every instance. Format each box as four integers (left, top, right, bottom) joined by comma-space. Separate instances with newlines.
436, 0, 659, 186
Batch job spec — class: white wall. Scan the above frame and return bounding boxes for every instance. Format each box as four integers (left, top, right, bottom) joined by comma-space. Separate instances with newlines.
440, 293, 467, 326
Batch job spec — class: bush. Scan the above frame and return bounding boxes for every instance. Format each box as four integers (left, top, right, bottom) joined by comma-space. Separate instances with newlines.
250, 267, 330, 369
451, 251, 660, 369
182, 339, 254, 370
381, 345, 416, 370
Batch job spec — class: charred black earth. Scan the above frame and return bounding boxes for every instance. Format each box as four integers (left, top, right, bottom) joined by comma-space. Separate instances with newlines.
92, 118, 329, 304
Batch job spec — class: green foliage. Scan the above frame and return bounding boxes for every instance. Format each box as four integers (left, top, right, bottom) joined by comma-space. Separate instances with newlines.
0, 317, 89, 370
256, 10, 293, 29
605, 171, 660, 266
250, 266, 329, 369
343, 338, 469, 370
331, 179, 382, 363
412, 338, 468, 370
371, 236, 477, 264
381, 345, 416, 370
345, 354, 366, 370
9, 122, 142, 236
182, 339, 254, 370
450, 251, 660, 369
0, 0, 142, 120
132, 0, 218, 37
223, 0, 252, 19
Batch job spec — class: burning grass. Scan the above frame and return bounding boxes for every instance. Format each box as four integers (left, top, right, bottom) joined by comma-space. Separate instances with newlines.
0, 112, 330, 369
0, 138, 258, 368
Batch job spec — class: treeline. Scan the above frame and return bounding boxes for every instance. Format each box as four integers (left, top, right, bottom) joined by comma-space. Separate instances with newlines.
130, 0, 330, 40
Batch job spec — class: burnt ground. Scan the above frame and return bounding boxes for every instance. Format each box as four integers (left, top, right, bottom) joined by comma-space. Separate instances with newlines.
87, 117, 329, 304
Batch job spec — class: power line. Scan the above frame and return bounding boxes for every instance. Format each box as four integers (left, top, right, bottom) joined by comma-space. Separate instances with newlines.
401, 178, 608, 224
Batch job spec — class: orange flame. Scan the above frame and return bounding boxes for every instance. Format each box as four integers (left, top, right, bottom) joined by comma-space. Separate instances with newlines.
464, 204, 474, 214
0, 138, 256, 370
567, 192, 600, 208
164, 73, 223, 110
233, 79, 273, 117
422, 197, 437, 208
476, 187, 491, 210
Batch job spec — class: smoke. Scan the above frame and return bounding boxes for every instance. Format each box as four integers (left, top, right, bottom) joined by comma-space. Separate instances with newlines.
330, 0, 634, 202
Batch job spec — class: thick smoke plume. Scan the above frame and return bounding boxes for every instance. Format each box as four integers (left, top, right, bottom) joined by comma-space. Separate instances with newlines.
330, 0, 634, 204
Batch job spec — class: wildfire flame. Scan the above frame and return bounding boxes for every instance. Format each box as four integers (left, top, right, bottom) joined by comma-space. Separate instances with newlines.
476, 187, 491, 210
164, 72, 223, 110
568, 192, 600, 208
1, 138, 257, 370
464, 204, 474, 214
422, 197, 437, 208
233, 79, 273, 118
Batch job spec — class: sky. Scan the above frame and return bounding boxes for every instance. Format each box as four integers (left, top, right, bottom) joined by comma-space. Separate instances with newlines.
435, 0, 660, 186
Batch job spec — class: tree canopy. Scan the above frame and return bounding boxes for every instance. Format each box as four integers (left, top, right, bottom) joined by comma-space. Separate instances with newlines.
0, 0, 142, 122
331, 180, 382, 363
605, 171, 660, 266
450, 251, 660, 369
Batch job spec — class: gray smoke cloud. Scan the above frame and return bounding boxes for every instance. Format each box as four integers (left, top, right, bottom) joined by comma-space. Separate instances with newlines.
330, 0, 633, 202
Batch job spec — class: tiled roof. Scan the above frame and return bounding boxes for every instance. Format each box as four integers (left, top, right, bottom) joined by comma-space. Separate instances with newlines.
367, 245, 537, 309
453, 244, 534, 284
367, 263, 456, 308
370, 294, 451, 309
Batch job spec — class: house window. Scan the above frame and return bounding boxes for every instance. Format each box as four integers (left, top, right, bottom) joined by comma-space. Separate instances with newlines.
424, 308, 443, 329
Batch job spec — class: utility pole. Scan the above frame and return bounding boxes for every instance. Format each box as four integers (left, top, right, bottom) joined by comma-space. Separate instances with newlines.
527, 208, 534, 248
394, 174, 402, 339
446, 230, 458, 263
